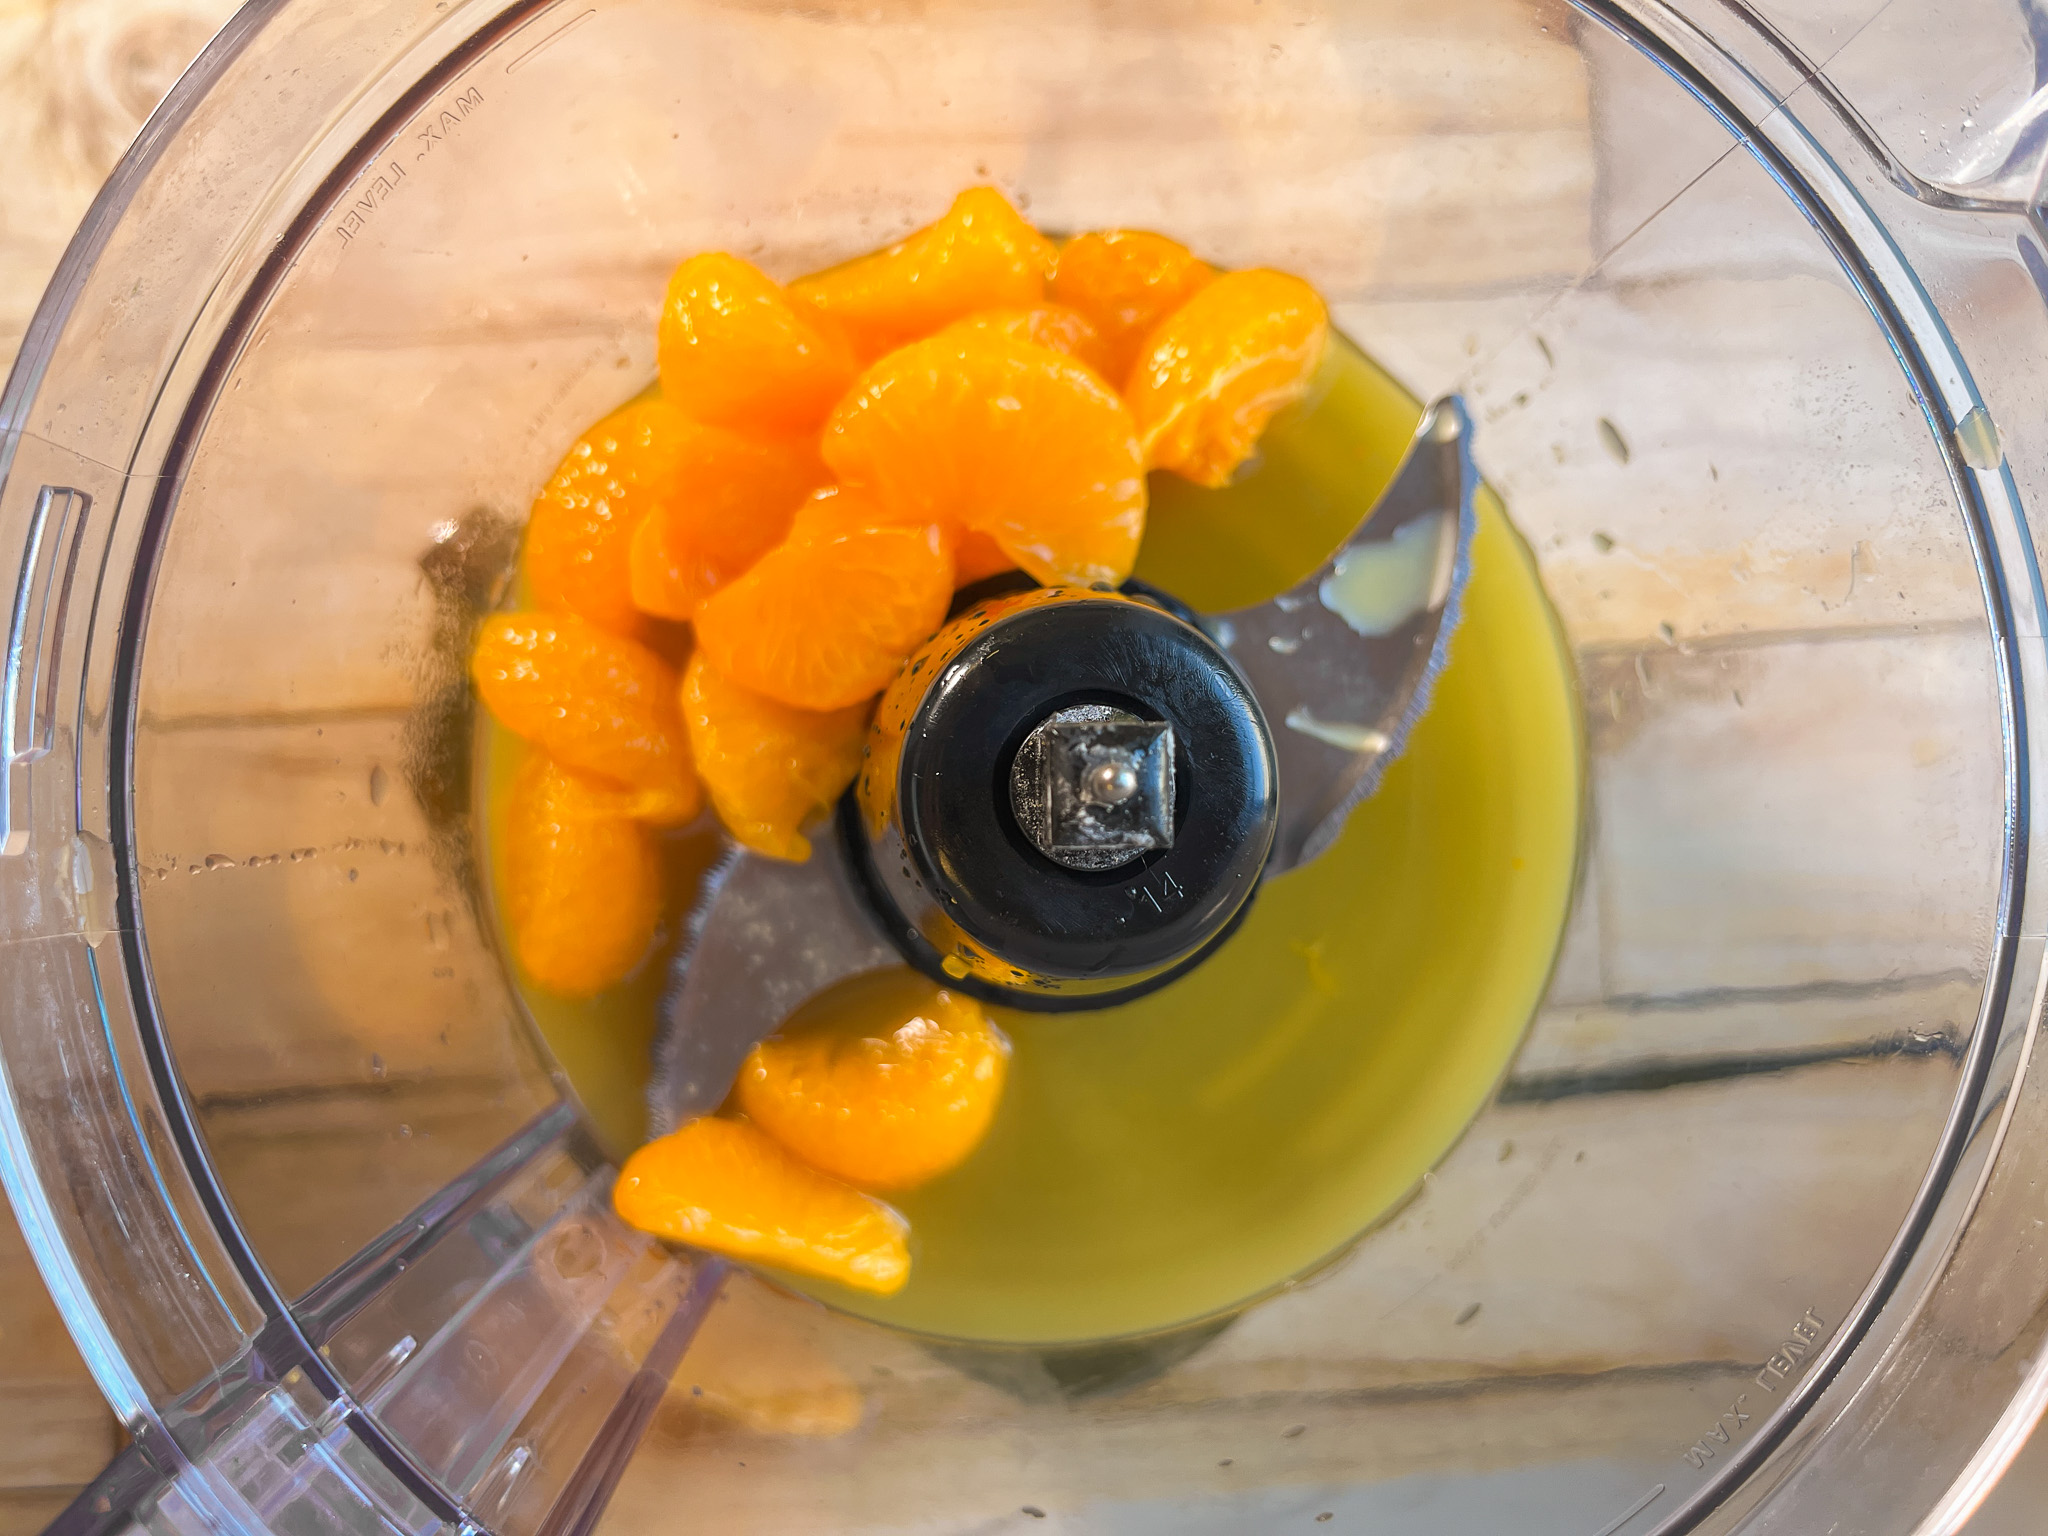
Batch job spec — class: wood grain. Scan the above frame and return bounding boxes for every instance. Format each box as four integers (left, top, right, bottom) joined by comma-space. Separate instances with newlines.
0, 1, 2043, 1533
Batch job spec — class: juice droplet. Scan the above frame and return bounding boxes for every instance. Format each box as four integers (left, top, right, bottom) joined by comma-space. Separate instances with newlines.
1954, 405, 2003, 471
1317, 512, 1449, 637
1283, 708, 1390, 755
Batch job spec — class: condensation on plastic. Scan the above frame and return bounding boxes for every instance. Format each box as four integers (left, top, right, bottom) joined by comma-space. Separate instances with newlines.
3, 1, 2048, 1535
0, 5, 718, 1530
1633, 5, 2048, 1533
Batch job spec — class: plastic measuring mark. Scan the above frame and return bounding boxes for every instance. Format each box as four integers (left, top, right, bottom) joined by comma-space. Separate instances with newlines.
2, 486, 90, 857
1591, 1484, 1666, 1536
505, 8, 595, 73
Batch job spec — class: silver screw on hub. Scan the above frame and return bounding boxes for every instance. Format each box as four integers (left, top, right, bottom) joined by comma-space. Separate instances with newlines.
1009, 704, 1176, 872
1085, 758, 1141, 806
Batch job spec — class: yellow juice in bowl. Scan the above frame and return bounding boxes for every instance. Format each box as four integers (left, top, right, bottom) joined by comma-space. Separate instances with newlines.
482, 336, 1583, 1345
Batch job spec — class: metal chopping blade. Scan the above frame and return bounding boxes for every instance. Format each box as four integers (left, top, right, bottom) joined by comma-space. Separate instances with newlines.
646, 835, 899, 1132
649, 395, 1480, 1129
1215, 395, 1477, 875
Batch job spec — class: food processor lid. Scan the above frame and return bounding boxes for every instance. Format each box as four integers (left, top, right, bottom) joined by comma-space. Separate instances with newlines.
2, 2, 2048, 1535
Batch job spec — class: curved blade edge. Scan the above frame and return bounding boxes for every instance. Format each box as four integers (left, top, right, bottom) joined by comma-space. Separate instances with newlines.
646, 835, 900, 1133
1213, 394, 1479, 875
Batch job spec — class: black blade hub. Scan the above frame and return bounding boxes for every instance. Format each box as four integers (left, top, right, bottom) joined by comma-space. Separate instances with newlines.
847, 584, 1278, 1012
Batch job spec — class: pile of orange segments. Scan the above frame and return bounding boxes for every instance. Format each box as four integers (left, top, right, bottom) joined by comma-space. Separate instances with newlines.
470, 186, 1330, 1288
615, 970, 1010, 1295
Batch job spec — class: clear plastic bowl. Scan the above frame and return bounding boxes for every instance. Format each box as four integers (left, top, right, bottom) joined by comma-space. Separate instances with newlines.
3, 2, 2048, 1533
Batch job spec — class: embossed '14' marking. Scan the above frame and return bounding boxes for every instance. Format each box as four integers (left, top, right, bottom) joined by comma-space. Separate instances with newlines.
1128, 869, 1185, 914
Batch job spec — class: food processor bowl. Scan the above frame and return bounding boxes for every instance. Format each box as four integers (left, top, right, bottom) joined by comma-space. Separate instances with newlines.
3, 1, 2047, 1533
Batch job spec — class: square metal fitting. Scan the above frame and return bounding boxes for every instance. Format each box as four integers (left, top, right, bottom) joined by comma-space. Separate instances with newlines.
1041, 720, 1176, 856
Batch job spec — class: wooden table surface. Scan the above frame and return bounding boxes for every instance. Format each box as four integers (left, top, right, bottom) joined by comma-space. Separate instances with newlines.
0, 2, 2043, 1534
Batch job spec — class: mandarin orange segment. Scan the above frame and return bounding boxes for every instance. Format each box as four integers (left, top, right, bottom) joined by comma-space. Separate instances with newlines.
1051, 229, 1216, 386
790, 187, 1056, 359
523, 393, 695, 635
694, 521, 953, 711
737, 969, 1010, 1191
625, 422, 826, 621
503, 754, 663, 996
821, 331, 1144, 587
790, 486, 1015, 589
1125, 267, 1330, 488
614, 1116, 910, 1294
942, 305, 1113, 378
784, 484, 898, 544
471, 611, 699, 809
658, 253, 859, 435
952, 529, 1017, 586
683, 653, 870, 862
